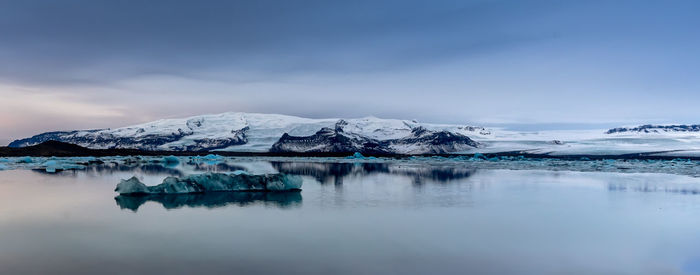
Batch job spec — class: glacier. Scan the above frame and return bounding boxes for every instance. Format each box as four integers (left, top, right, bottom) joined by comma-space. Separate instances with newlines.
9, 112, 488, 154
7, 112, 700, 157
115, 172, 303, 195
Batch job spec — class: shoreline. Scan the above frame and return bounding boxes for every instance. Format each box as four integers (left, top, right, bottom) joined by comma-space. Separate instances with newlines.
1, 141, 700, 161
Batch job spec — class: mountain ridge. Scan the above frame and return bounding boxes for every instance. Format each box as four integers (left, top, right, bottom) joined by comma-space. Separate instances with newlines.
605, 124, 700, 134
10, 112, 487, 154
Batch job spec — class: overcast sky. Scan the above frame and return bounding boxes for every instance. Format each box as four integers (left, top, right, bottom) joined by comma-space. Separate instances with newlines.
1, 0, 699, 144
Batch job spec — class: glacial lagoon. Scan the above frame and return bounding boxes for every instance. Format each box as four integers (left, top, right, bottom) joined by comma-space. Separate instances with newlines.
1, 157, 700, 274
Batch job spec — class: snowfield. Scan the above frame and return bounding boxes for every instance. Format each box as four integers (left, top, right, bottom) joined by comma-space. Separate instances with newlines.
9, 112, 488, 154
8, 112, 700, 156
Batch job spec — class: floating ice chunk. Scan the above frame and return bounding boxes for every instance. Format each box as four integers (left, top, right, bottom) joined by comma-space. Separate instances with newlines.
188, 154, 222, 165
116, 177, 150, 194
41, 159, 86, 173
203, 154, 221, 160
346, 152, 366, 159
115, 173, 303, 195
69, 156, 98, 164
161, 156, 180, 166
43, 160, 60, 173
0, 164, 7, 170
469, 153, 487, 161
16, 157, 33, 163
202, 154, 222, 164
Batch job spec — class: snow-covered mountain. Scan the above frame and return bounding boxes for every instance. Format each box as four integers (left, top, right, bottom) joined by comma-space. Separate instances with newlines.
606, 124, 700, 134
270, 120, 480, 154
9, 112, 489, 154
13, 114, 700, 157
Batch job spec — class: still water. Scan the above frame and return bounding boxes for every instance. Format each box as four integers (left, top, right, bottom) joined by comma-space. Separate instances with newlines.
1, 159, 700, 275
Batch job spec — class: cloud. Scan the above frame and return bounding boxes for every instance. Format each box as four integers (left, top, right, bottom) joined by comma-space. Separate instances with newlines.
0, 0, 562, 86
0, 86, 125, 118
1, 0, 700, 144
0, 85, 128, 144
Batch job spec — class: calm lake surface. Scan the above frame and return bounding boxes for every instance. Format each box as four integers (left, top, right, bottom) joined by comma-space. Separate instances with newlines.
1, 159, 700, 275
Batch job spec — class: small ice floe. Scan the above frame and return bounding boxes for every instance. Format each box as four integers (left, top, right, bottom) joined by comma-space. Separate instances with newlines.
43, 160, 61, 173
115, 172, 303, 195
69, 156, 99, 164
0, 164, 7, 170
203, 154, 221, 161
345, 152, 377, 160
471, 153, 487, 160
346, 152, 366, 159
161, 155, 180, 167
188, 154, 223, 165
16, 157, 33, 163
41, 159, 87, 173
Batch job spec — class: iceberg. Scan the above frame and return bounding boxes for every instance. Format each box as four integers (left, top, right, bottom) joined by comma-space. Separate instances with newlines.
346, 152, 366, 159
203, 154, 221, 160
0, 164, 7, 170
40, 159, 87, 173
43, 160, 60, 173
115, 172, 303, 195
16, 157, 33, 163
161, 155, 180, 166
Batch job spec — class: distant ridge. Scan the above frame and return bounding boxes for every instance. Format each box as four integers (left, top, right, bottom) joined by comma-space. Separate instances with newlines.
10, 113, 700, 158
606, 124, 700, 134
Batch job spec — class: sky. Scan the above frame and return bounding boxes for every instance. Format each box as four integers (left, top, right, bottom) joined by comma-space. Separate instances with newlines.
1, 0, 699, 145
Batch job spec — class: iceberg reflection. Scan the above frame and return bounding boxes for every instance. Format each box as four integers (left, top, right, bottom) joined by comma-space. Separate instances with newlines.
115, 191, 302, 212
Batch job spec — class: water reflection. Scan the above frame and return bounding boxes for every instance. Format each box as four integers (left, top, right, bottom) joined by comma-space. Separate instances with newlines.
36, 159, 479, 187
608, 183, 700, 195
4, 163, 700, 275
270, 161, 476, 185
115, 191, 302, 212
30, 159, 700, 196
32, 162, 185, 176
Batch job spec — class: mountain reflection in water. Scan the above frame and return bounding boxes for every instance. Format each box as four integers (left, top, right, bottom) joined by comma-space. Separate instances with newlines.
4, 159, 700, 275
34, 158, 700, 196
270, 162, 477, 185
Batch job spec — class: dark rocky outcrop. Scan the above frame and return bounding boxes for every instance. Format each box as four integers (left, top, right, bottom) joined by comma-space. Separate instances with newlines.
270, 124, 381, 154
9, 129, 104, 148
270, 125, 479, 154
